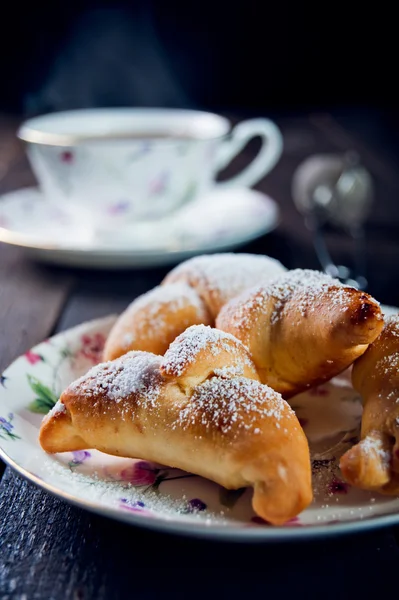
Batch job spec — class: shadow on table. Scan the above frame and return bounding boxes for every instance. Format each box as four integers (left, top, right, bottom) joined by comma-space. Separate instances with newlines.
0, 470, 398, 598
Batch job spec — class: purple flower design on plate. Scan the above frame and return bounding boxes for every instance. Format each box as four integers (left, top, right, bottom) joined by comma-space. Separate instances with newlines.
327, 477, 349, 495
119, 498, 152, 516
120, 461, 158, 486
107, 200, 131, 216
0, 413, 20, 441
127, 142, 152, 162
68, 450, 91, 470
0, 416, 12, 433
149, 171, 169, 195
187, 498, 207, 512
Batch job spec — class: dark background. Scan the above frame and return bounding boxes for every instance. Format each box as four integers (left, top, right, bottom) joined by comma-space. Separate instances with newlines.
0, 1, 397, 117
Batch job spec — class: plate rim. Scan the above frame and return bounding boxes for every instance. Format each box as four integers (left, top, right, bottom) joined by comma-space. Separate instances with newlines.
1, 314, 399, 542
2, 445, 399, 542
0, 186, 279, 258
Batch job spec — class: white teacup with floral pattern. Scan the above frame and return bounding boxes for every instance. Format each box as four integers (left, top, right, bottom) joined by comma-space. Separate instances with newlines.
18, 108, 283, 232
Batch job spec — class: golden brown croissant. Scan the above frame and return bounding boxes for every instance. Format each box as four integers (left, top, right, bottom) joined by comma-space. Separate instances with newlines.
103, 253, 286, 360
216, 269, 384, 397
40, 324, 312, 525
163, 252, 287, 318
340, 315, 399, 494
103, 282, 213, 359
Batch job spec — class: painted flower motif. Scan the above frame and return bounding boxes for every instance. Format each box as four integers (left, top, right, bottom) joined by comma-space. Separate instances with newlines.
0, 416, 12, 433
107, 200, 131, 216
327, 477, 349, 495
25, 350, 43, 365
149, 171, 169, 195
187, 498, 207, 512
60, 151, 74, 164
119, 498, 152, 516
127, 142, 152, 163
68, 450, 91, 470
0, 413, 20, 441
27, 375, 58, 414
79, 333, 106, 364
72, 450, 91, 463
120, 461, 158, 486
0, 374, 7, 388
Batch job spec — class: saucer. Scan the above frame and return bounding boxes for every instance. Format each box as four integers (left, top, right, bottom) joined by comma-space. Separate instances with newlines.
0, 187, 279, 268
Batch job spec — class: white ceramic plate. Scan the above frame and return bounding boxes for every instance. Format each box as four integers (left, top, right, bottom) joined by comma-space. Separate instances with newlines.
0, 187, 279, 269
1, 312, 399, 541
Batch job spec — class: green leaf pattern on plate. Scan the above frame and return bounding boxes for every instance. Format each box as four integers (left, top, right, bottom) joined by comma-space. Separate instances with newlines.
27, 374, 58, 414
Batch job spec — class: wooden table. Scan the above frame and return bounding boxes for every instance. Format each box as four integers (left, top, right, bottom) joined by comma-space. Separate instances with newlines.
1, 111, 399, 598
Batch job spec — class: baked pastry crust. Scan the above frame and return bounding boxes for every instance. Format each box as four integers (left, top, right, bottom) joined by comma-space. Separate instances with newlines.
216, 269, 384, 397
340, 315, 399, 494
40, 324, 312, 525
103, 253, 286, 361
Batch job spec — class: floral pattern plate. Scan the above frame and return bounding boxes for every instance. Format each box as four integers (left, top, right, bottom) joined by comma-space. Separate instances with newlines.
1, 313, 399, 542
0, 187, 279, 269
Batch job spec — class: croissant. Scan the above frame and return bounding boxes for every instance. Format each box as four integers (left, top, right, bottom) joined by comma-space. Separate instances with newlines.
40, 324, 312, 525
340, 315, 399, 494
103, 253, 286, 360
216, 269, 384, 397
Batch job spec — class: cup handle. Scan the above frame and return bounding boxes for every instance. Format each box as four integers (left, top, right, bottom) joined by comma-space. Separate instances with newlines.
214, 118, 283, 188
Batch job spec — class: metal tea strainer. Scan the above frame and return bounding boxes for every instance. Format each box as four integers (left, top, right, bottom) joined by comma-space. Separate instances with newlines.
292, 152, 374, 289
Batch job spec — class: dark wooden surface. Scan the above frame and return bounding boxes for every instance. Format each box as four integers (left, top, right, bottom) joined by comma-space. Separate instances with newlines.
1, 110, 399, 598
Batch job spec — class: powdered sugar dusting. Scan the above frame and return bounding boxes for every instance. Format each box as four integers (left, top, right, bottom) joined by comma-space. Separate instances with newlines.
214, 364, 245, 378
121, 283, 209, 349
222, 269, 355, 331
45, 459, 228, 525
266, 270, 346, 324
47, 400, 66, 418
68, 351, 163, 407
176, 376, 293, 436
166, 253, 286, 305
386, 314, 399, 336
378, 352, 399, 375
162, 325, 252, 377
358, 435, 391, 466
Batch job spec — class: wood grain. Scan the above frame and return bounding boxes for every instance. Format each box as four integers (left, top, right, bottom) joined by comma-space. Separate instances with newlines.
1, 469, 399, 599
0, 244, 74, 374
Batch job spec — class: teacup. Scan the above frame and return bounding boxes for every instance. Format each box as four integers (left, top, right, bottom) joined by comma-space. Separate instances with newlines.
18, 108, 283, 231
